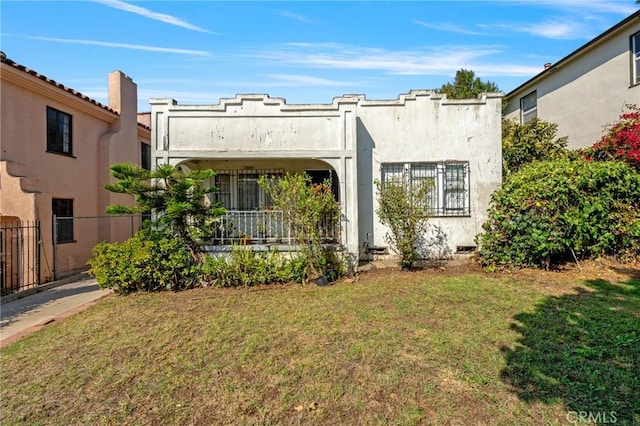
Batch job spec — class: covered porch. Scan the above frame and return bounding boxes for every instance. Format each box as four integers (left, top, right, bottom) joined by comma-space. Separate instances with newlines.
177, 158, 344, 250
150, 94, 360, 257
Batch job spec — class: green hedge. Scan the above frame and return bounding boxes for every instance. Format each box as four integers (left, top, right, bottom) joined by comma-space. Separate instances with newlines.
479, 159, 640, 268
89, 228, 346, 292
88, 228, 200, 293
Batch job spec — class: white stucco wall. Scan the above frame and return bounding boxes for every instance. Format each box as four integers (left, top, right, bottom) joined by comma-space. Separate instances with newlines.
151, 91, 503, 261
356, 92, 502, 258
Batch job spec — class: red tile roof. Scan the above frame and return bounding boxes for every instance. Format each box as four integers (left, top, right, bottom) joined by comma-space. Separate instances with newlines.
1, 51, 118, 115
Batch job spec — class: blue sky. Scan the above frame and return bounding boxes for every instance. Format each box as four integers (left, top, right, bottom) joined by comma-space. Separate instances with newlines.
2, 1, 638, 112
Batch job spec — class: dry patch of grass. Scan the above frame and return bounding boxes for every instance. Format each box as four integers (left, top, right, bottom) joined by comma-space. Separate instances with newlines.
1, 263, 638, 425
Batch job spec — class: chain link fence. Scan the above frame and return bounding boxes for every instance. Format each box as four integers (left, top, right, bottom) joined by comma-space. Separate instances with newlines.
53, 215, 142, 280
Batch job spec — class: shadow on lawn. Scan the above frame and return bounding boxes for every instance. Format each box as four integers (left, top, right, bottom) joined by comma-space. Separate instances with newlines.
501, 275, 640, 424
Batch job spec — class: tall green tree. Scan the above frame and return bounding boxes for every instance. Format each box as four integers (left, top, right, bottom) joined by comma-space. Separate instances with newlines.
439, 69, 500, 99
105, 163, 226, 261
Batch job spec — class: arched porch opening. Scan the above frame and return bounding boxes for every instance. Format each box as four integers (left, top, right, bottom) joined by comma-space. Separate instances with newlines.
175, 157, 342, 249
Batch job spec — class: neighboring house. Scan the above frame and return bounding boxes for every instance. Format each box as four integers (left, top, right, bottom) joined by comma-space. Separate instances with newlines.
0, 52, 150, 291
504, 11, 640, 149
150, 90, 502, 261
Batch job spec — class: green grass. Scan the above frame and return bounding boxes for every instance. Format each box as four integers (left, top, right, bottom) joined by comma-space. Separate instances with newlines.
1, 267, 638, 425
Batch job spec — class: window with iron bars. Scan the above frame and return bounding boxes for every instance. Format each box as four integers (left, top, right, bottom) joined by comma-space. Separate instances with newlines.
206, 169, 284, 210
381, 162, 470, 216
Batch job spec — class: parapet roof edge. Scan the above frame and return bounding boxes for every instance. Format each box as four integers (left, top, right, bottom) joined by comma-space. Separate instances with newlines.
150, 90, 502, 111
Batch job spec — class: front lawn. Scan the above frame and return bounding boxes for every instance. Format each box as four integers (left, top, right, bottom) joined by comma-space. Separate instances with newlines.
1, 263, 638, 425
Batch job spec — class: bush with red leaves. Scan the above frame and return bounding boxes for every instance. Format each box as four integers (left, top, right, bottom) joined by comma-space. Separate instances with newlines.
584, 105, 640, 171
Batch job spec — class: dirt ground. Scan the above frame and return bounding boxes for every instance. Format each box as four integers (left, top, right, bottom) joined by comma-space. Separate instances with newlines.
357, 255, 640, 291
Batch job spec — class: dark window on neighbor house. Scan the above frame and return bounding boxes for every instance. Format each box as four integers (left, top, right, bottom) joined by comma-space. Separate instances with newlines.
140, 143, 152, 222
632, 32, 640, 85
52, 198, 74, 243
381, 162, 470, 217
47, 107, 72, 155
141, 142, 151, 170
520, 91, 537, 123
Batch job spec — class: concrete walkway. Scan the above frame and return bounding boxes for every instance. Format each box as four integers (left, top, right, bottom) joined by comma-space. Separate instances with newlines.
0, 274, 112, 347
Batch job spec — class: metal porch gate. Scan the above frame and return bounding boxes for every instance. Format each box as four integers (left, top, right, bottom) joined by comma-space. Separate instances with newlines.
0, 220, 41, 296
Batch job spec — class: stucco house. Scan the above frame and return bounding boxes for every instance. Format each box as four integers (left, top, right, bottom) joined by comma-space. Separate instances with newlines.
150, 90, 502, 262
0, 52, 150, 291
504, 10, 640, 149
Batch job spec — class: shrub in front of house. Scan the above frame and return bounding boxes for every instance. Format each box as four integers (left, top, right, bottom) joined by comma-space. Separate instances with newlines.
90, 233, 342, 291
89, 228, 201, 294
502, 118, 569, 176
374, 176, 433, 270
90, 228, 348, 292
259, 173, 342, 280
200, 246, 346, 287
583, 104, 640, 172
479, 158, 640, 269
91, 164, 347, 292
200, 247, 306, 287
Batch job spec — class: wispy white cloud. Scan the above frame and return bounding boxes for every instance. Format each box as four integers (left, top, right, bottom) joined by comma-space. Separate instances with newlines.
275, 10, 317, 24
477, 1, 637, 40
247, 43, 541, 77
264, 74, 352, 87
523, 20, 587, 39
92, 0, 217, 34
414, 20, 486, 36
513, 0, 638, 16
479, 19, 595, 40
11, 34, 211, 57
139, 89, 225, 103
78, 87, 227, 107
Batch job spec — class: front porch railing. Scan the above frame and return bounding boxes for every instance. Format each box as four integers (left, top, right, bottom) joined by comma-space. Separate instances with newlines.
203, 210, 340, 246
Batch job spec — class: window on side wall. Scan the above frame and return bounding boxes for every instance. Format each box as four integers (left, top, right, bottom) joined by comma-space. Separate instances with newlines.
52, 198, 74, 243
520, 91, 537, 123
381, 162, 470, 217
141, 142, 151, 170
140, 143, 152, 222
47, 107, 73, 155
632, 31, 640, 85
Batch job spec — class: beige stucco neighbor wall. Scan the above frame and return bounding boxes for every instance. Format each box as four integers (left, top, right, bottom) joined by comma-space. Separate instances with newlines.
151, 91, 503, 262
1, 57, 150, 282
504, 14, 640, 149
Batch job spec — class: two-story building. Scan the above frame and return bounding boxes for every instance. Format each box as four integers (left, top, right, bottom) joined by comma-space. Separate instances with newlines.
0, 52, 150, 292
504, 11, 640, 149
